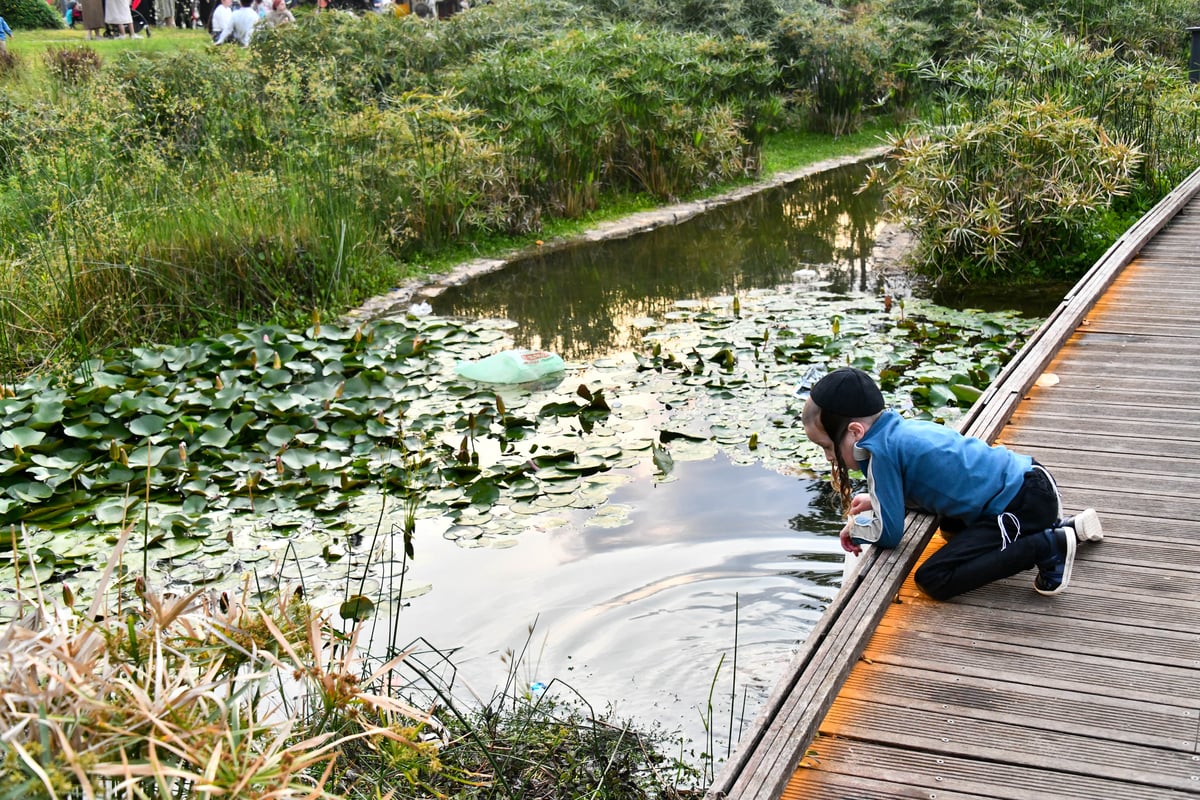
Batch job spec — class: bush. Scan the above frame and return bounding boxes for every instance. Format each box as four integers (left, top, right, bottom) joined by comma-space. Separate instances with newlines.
914, 21, 1200, 198
772, 4, 931, 135
250, 12, 451, 111
459, 25, 779, 213
0, 0, 65, 29
0, 47, 19, 77
1018, 0, 1200, 59
884, 97, 1143, 284
113, 48, 267, 160
41, 45, 102, 86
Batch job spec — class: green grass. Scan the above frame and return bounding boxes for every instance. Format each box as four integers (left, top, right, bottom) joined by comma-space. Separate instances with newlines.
7, 25, 210, 54
760, 119, 896, 175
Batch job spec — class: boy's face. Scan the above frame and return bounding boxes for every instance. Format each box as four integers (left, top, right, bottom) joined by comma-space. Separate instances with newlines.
802, 400, 860, 468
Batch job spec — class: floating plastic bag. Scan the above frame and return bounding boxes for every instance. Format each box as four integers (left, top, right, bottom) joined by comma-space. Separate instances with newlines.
454, 349, 565, 384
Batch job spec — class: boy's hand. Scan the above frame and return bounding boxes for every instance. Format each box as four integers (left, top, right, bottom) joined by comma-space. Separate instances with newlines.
839, 524, 862, 556
848, 493, 873, 515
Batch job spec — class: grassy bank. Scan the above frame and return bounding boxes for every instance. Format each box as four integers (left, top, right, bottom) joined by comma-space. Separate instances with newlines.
0, 6, 904, 381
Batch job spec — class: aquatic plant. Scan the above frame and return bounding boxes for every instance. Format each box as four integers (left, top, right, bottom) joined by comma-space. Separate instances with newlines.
881, 96, 1143, 283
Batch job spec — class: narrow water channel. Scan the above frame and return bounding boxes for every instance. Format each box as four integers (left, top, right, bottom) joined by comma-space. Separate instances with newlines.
377, 162, 1035, 771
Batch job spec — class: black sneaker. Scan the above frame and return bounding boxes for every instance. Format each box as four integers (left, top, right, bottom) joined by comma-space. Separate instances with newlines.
1061, 508, 1103, 542
1034, 527, 1076, 596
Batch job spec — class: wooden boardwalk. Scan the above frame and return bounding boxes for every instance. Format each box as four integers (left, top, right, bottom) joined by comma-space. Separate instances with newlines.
709, 166, 1200, 800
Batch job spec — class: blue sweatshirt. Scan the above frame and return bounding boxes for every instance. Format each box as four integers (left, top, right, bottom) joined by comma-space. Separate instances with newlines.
849, 411, 1032, 547
0, 17, 12, 41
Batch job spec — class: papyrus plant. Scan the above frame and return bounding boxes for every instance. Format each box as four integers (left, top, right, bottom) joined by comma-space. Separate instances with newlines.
881, 96, 1142, 283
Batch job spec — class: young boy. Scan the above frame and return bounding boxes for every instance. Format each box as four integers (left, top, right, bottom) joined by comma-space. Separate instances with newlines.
0, 15, 13, 53
801, 367, 1103, 600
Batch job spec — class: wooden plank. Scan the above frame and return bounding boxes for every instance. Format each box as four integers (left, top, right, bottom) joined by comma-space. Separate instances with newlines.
839, 662, 1198, 750
781, 770, 995, 800
1000, 427, 1199, 459
861, 629, 1200, 705
873, 602, 1200, 668
820, 698, 1200, 793
790, 737, 1199, 800
713, 167, 1200, 799
902, 579, 1200, 635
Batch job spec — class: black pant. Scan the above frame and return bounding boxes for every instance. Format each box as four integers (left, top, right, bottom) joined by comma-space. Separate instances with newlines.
914, 465, 1061, 601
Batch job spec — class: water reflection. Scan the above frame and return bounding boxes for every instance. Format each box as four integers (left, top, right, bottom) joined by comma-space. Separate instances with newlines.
399, 161, 987, 771
431, 163, 886, 361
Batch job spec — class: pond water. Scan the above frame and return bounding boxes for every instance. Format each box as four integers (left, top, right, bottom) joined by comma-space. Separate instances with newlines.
372, 163, 928, 769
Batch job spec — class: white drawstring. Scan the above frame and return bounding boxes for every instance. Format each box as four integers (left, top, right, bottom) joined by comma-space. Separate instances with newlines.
998, 464, 1065, 550
998, 511, 1022, 550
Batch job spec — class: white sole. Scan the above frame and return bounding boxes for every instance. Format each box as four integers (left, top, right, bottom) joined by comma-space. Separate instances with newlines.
1072, 508, 1104, 542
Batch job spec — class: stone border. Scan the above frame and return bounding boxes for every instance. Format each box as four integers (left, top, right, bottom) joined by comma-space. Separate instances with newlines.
347, 145, 892, 321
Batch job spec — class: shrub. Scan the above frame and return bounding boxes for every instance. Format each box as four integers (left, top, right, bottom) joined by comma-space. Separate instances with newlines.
773, 5, 931, 135
883, 97, 1143, 284
459, 25, 778, 213
1017, 0, 1200, 59
251, 12, 451, 110
0, 0, 65, 28
0, 47, 19, 77
112, 48, 267, 161
914, 21, 1200, 197
329, 92, 529, 251
41, 44, 102, 86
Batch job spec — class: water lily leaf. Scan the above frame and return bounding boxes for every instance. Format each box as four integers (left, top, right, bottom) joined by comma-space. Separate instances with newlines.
129, 415, 168, 436
468, 480, 501, 506
230, 412, 258, 433
339, 595, 375, 622
261, 369, 293, 388
949, 383, 983, 404
200, 427, 233, 447
652, 442, 674, 477
133, 351, 165, 371
7, 481, 53, 502
93, 498, 136, 524
2, 427, 45, 448
127, 445, 170, 468
280, 449, 318, 470
269, 394, 306, 414
33, 401, 66, 426
266, 425, 297, 447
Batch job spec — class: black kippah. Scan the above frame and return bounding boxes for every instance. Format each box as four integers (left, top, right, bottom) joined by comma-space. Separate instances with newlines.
809, 367, 885, 417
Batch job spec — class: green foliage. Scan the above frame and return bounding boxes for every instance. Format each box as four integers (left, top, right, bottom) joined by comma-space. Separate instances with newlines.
0, 0, 65, 29
915, 21, 1200, 196
883, 97, 1143, 283
0, 47, 19, 76
329, 92, 530, 249
114, 47, 266, 159
1018, 0, 1200, 59
877, 0, 1024, 59
573, 0, 784, 39
251, 12, 447, 109
772, 4, 931, 134
40, 43, 101, 86
459, 25, 779, 212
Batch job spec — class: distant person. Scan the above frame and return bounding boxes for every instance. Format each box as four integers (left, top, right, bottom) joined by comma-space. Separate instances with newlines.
155, 0, 175, 26
105, 0, 140, 37
0, 15, 12, 52
80, 0, 104, 38
801, 367, 1103, 600
262, 0, 293, 26
209, 0, 231, 40
214, 0, 257, 45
